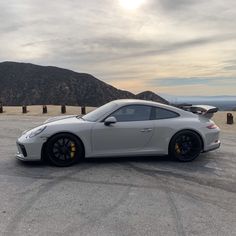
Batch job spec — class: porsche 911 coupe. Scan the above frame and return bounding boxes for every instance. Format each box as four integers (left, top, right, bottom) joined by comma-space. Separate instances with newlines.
16, 99, 220, 166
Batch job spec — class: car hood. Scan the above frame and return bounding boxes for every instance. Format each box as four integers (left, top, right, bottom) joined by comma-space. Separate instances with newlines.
44, 115, 79, 124
21, 115, 88, 137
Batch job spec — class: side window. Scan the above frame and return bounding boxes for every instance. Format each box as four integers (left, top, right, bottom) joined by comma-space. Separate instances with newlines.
152, 107, 179, 120
111, 105, 152, 122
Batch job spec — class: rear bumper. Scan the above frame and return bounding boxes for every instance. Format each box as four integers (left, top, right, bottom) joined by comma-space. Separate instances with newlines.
203, 127, 221, 152
203, 140, 221, 153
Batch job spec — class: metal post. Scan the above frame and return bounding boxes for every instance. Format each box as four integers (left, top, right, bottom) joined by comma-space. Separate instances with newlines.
61, 105, 66, 114
22, 105, 27, 114
42, 105, 47, 114
81, 106, 86, 115
227, 113, 234, 124
0, 103, 3, 113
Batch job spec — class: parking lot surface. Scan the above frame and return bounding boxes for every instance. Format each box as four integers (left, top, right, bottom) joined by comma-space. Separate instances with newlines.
0, 116, 236, 236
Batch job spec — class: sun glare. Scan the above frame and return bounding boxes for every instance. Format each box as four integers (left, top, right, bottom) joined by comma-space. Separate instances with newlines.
119, 0, 146, 10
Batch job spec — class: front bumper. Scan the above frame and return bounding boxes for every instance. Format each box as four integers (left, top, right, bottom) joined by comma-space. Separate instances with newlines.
15, 135, 46, 161
16, 152, 30, 161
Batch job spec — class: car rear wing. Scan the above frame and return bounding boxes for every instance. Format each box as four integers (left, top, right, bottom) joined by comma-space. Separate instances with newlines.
178, 105, 218, 119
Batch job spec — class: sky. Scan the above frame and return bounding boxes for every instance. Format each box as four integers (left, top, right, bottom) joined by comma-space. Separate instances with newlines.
0, 0, 236, 96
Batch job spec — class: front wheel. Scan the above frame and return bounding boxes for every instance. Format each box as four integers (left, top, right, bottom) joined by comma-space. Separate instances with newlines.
169, 131, 202, 162
46, 133, 84, 167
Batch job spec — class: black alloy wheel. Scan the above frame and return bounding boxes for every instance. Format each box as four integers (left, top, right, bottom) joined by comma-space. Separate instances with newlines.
170, 131, 202, 162
46, 133, 83, 167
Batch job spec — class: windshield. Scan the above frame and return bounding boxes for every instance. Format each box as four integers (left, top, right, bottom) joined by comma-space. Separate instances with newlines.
82, 101, 118, 122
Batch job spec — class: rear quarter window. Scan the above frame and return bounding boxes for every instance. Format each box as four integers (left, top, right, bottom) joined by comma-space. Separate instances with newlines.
151, 107, 179, 120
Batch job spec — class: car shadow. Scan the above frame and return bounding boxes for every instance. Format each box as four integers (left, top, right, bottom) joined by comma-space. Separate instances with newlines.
15, 153, 214, 175
15, 155, 171, 167
16, 159, 47, 167
81, 154, 214, 172
83, 155, 171, 164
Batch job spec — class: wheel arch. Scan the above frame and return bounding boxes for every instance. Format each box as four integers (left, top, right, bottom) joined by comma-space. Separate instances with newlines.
168, 129, 204, 155
41, 131, 85, 161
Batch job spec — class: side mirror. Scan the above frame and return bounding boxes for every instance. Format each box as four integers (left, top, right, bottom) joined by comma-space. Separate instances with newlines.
104, 116, 117, 126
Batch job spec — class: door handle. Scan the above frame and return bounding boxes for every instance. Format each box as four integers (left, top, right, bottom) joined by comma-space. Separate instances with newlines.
140, 128, 153, 132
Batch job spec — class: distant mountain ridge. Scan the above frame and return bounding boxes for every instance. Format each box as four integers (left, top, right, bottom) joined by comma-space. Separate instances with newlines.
161, 94, 236, 111
136, 91, 169, 104
0, 62, 168, 106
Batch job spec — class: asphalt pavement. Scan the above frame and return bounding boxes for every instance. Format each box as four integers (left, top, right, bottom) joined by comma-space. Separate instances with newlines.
0, 116, 236, 236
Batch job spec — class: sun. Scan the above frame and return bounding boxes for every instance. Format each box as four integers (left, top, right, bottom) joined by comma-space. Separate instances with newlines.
119, 0, 146, 10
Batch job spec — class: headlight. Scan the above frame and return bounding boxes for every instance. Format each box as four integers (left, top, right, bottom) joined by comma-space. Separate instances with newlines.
27, 126, 47, 138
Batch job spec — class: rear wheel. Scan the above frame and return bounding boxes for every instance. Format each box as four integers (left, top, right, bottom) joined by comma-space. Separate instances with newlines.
46, 133, 84, 167
169, 131, 202, 162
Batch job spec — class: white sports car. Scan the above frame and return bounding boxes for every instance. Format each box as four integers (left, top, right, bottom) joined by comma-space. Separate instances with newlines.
16, 99, 220, 166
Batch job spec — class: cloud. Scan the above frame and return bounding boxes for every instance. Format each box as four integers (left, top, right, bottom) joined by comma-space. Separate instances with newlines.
224, 65, 236, 71
111, 34, 235, 60
157, 0, 199, 11
0, 0, 236, 96
151, 77, 236, 87
149, 0, 236, 33
60, 33, 235, 64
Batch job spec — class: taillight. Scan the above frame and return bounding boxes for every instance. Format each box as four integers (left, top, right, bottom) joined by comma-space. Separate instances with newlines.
207, 124, 218, 129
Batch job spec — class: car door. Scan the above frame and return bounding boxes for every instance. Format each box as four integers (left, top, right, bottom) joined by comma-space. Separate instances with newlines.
91, 105, 154, 156
148, 106, 181, 154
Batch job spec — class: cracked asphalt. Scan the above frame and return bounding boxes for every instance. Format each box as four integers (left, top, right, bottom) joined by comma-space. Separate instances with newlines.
0, 116, 236, 236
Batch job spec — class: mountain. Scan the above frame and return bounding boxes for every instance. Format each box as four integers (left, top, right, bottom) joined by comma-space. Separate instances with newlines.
0, 61, 136, 106
0, 61, 168, 107
136, 91, 169, 104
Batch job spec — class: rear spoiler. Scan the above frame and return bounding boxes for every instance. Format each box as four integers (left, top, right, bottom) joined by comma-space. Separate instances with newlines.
178, 105, 218, 119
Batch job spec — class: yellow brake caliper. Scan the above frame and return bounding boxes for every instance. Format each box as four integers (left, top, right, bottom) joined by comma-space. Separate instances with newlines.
175, 143, 181, 154
70, 142, 76, 159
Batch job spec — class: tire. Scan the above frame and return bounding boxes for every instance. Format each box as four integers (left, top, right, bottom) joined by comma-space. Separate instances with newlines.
46, 133, 84, 167
169, 130, 202, 162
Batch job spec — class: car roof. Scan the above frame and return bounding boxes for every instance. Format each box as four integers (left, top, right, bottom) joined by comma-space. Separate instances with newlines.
112, 99, 194, 117
113, 99, 165, 106
112, 99, 172, 109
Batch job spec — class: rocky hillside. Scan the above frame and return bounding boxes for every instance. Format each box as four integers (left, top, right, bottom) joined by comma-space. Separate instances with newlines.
136, 91, 169, 104
0, 62, 168, 106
